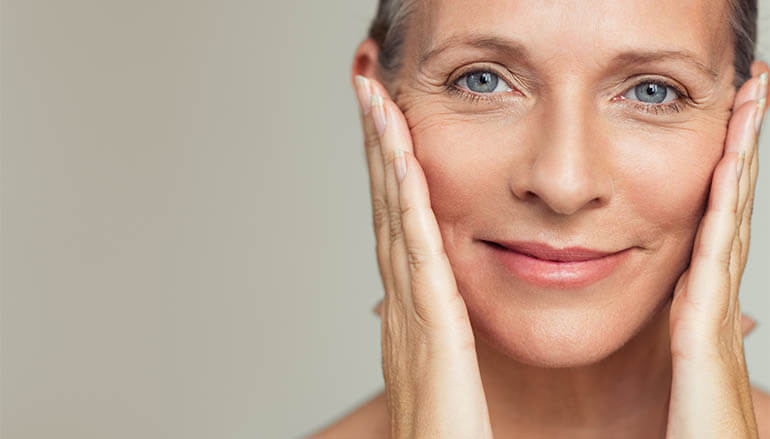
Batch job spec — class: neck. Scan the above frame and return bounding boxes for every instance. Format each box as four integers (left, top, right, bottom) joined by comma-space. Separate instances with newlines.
475, 301, 673, 439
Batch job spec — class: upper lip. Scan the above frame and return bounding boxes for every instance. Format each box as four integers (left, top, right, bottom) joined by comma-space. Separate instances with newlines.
488, 240, 621, 262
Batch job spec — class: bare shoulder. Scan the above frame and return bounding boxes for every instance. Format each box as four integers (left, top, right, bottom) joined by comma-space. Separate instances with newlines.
306, 390, 389, 439
304, 385, 769, 438
753, 384, 770, 438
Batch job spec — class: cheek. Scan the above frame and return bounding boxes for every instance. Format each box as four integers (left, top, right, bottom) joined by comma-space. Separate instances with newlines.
615, 127, 725, 245
404, 105, 729, 366
408, 117, 513, 245
409, 115, 727, 297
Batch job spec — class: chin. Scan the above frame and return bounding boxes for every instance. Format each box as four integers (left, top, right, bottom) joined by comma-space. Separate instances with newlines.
445, 235, 687, 369
461, 281, 672, 369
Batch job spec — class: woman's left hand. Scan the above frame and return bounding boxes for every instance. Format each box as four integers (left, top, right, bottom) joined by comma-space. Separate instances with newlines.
666, 71, 767, 438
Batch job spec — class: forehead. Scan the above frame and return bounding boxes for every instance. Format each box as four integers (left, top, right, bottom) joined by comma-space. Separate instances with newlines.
415, 0, 731, 77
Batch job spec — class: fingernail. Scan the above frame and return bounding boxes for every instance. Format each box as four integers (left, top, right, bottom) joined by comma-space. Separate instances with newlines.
737, 151, 746, 178
371, 95, 387, 137
354, 75, 372, 115
394, 148, 406, 182
754, 96, 766, 134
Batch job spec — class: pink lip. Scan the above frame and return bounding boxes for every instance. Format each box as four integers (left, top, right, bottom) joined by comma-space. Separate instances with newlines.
485, 240, 631, 288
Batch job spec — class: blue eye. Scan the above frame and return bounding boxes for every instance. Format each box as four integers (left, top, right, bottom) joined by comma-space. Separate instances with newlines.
624, 81, 679, 104
456, 71, 513, 94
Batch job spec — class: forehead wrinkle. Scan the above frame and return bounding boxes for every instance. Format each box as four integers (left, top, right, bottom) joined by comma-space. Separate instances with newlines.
418, 34, 532, 69
417, 32, 721, 86
607, 50, 720, 83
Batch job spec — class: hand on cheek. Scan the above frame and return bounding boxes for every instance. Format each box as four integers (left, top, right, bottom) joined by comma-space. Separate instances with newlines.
665, 72, 766, 439
353, 75, 494, 439
353, 65, 766, 438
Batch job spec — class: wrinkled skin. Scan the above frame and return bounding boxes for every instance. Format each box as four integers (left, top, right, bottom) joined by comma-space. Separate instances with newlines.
336, 0, 770, 437
391, 0, 736, 368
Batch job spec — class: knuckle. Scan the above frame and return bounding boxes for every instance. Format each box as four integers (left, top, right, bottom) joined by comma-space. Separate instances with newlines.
382, 295, 402, 320
382, 149, 397, 170
371, 197, 390, 233
406, 246, 449, 296
382, 301, 409, 340
406, 246, 428, 273
402, 212, 447, 273
364, 125, 380, 149
399, 198, 419, 218
410, 298, 436, 332
406, 244, 444, 274
744, 196, 755, 219
733, 235, 744, 254
375, 241, 390, 274
372, 196, 390, 235
388, 210, 404, 244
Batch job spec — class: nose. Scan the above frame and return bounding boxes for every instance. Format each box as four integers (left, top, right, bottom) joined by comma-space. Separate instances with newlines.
510, 96, 613, 216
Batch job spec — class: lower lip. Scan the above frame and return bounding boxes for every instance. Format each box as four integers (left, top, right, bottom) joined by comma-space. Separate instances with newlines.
486, 243, 631, 289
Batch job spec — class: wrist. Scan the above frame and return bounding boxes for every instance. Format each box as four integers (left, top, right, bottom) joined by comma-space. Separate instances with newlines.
670, 347, 758, 438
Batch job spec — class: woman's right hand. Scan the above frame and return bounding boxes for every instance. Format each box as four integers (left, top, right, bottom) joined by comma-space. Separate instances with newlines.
353, 75, 495, 439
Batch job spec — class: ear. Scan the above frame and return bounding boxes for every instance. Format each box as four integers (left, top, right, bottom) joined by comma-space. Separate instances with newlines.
351, 38, 381, 88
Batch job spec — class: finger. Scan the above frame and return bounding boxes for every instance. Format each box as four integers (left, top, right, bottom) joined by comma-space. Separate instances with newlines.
729, 97, 764, 300
686, 145, 742, 310
731, 140, 758, 307
355, 76, 396, 299
724, 99, 759, 156
736, 101, 762, 218
737, 87, 763, 237
370, 82, 414, 310
718, 99, 757, 271
688, 100, 757, 309
737, 154, 758, 261
397, 149, 472, 336
733, 73, 766, 110
731, 135, 759, 277
722, 100, 759, 299
730, 74, 764, 231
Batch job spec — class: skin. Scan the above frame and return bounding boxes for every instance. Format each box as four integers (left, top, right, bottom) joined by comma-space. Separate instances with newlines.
313, 0, 770, 437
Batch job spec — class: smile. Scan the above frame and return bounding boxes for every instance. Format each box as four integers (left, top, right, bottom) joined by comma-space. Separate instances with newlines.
484, 240, 632, 289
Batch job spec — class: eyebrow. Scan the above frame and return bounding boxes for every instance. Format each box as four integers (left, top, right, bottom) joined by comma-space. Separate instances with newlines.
418, 34, 720, 83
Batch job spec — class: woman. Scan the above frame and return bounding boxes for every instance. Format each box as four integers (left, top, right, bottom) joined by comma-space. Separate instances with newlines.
315, 0, 769, 437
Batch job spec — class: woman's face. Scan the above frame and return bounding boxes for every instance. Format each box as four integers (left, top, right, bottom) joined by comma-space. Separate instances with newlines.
393, 0, 736, 366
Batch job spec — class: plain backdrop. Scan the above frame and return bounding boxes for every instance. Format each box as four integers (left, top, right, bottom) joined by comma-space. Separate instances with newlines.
1, 1, 769, 438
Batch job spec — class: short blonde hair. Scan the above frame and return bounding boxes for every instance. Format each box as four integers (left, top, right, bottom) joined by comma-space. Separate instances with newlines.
368, 0, 757, 90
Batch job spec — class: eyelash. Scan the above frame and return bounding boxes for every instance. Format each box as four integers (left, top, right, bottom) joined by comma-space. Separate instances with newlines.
448, 71, 689, 115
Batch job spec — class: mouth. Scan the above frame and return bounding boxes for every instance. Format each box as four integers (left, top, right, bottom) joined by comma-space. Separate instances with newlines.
483, 240, 632, 289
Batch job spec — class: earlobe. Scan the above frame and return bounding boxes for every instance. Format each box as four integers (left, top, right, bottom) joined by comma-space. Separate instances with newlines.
351, 39, 381, 88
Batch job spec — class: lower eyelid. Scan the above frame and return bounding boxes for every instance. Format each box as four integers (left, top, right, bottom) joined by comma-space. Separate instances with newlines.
448, 85, 504, 103
448, 86, 523, 107
617, 94, 686, 116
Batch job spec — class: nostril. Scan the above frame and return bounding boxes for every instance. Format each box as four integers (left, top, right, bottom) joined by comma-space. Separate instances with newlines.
509, 153, 614, 214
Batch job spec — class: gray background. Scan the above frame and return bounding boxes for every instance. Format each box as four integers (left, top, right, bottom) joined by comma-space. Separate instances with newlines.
0, 1, 768, 438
